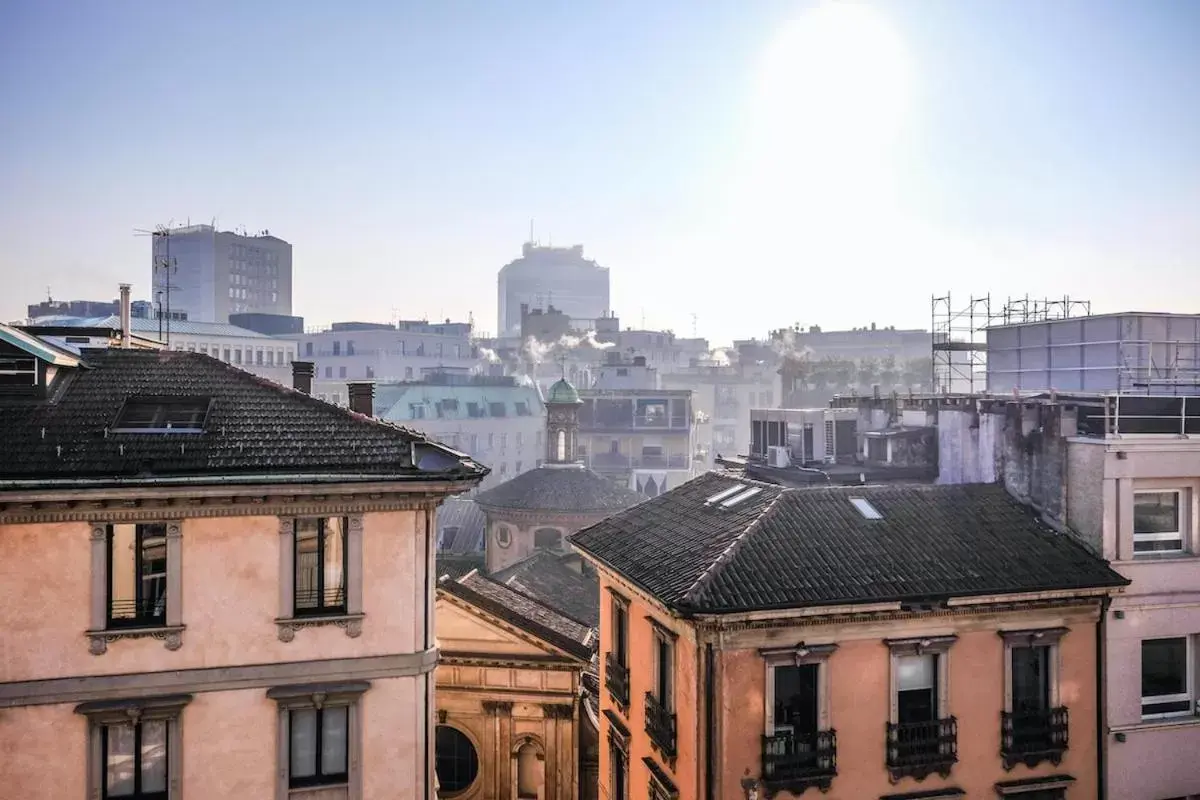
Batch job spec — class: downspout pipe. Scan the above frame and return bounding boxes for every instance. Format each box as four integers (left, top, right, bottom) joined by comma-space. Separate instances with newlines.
1097, 595, 1111, 800
705, 643, 715, 800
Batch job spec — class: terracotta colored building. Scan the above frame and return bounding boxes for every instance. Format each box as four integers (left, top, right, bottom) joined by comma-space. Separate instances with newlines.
572, 473, 1128, 800
476, 378, 642, 573
434, 569, 596, 800
0, 326, 485, 799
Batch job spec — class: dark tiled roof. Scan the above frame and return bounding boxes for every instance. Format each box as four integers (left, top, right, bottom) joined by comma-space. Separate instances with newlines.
570, 472, 1129, 614
475, 464, 644, 513
435, 553, 486, 581
438, 571, 593, 660
436, 499, 486, 554
0, 348, 487, 486
491, 550, 600, 627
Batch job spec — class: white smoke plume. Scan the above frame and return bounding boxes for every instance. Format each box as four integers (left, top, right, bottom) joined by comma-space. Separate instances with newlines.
476, 346, 501, 364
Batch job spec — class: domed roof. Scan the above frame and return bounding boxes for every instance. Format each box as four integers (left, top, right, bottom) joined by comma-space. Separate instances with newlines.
546, 378, 581, 405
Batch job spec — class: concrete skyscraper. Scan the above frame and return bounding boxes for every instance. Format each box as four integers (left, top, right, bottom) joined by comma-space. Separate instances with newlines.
496, 241, 610, 336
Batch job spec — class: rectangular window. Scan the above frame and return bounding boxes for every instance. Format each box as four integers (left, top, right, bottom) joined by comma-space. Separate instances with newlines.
107, 524, 168, 628
267, 350, 275, 366
222, 348, 230, 362
500, 433, 508, 450
772, 663, 819, 735
256, 349, 264, 366
1142, 637, 1193, 719
114, 398, 210, 431
654, 632, 673, 707
103, 718, 168, 798
305, 342, 313, 357
346, 340, 355, 356
339, 366, 347, 379
289, 706, 349, 788
610, 739, 627, 800
293, 518, 348, 616
1134, 491, 1185, 554
234, 349, 242, 365
516, 432, 524, 448
897, 655, 937, 724
1012, 646, 1050, 714
332, 341, 341, 356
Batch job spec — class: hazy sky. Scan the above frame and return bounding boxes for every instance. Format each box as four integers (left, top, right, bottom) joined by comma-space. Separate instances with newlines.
2, 0, 1198, 343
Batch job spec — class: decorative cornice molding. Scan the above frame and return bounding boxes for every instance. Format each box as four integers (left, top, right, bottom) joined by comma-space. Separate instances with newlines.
438, 653, 578, 670
884, 634, 958, 657
275, 613, 364, 642
86, 625, 185, 656
759, 642, 838, 665
998, 626, 1070, 646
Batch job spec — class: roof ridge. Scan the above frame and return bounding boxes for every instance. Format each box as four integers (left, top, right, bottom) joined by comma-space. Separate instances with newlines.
680, 487, 785, 608
494, 575, 598, 631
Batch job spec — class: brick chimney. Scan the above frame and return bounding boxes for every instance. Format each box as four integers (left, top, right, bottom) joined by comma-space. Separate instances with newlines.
292, 361, 314, 395
348, 381, 375, 416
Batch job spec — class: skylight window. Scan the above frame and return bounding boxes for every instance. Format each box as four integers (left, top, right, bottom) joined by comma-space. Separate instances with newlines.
720, 486, 764, 508
114, 397, 211, 432
850, 497, 883, 520
705, 485, 744, 505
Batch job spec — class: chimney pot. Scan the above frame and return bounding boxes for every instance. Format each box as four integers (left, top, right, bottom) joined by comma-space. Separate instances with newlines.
119, 283, 132, 349
292, 361, 315, 395
348, 381, 376, 416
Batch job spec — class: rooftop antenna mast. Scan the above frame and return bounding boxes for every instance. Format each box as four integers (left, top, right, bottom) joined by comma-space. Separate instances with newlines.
135, 223, 178, 345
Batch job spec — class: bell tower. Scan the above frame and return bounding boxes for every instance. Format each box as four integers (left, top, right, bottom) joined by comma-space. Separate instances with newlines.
544, 378, 582, 465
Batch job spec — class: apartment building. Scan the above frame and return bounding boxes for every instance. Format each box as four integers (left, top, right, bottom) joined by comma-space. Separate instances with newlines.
0, 326, 486, 799
661, 363, 777, 466
290, 320, 477, 402
577, 362, 696, 497
375, 373, 545, 492
572, 474, 1127, 800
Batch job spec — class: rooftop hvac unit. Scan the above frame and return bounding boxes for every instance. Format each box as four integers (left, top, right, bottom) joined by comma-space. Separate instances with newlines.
768, 445, 791, 468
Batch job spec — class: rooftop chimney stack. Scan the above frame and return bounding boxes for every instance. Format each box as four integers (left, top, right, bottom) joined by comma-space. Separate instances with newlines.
292, 361, 315, 395
118, 284, 132, 349
348, 382, 376, 417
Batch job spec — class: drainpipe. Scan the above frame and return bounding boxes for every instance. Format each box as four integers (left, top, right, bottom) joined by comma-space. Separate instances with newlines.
1097, 594, 1111, 800
118, 283, 131, 349
705, 642, 715, 800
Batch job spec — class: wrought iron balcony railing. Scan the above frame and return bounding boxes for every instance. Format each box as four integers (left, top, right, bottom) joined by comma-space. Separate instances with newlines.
644, 692, 677, 759
762, 729, 836, 794
1001, 707, 1068, 769
605, 652, 630, 709
886, 717, 958, 781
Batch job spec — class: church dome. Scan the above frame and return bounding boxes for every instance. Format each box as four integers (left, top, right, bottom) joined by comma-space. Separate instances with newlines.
546, 378, 582, 405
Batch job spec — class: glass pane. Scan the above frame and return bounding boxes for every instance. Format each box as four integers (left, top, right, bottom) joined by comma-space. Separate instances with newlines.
898, 688, 936, 724
1142, 638, 1187, 697
290, 709, 317, 778
105, 723, 136, 797
109, 525, 138, 621
897, 655, 935, 691
321, 707, 348, 776
1134, 536, 1183, 553
323, 518, 346, 608
141, 719, 168, 792
294, 520, 320, 610
140, 524, 168, 622
1134, 493, 1180, 534
773, 664, 818, 733
1012, 646, 1049, 712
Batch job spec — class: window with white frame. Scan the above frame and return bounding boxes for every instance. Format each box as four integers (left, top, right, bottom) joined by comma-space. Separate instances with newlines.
1141, 637, 1194, 720
1133, 490, 1185, 555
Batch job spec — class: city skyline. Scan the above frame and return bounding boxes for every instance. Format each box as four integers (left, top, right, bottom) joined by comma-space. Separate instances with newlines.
2, 0, 1198, 342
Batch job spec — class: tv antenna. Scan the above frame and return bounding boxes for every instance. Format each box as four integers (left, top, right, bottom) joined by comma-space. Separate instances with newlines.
134, 223, 178, 345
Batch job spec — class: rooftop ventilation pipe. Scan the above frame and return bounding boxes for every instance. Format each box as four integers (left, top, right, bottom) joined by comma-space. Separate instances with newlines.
119, 283, 132, 349
348, 381, 376, 416
291, 361, 315, 395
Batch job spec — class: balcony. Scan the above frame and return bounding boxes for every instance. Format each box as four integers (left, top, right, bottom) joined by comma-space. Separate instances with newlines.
762, 729, 836, 795
644, 692, 677, 759
886, 717, 957, 781
1001, 707, 1068, 770
605, 652, 630, 710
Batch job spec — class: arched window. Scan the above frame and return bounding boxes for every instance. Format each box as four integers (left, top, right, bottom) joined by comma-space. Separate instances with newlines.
516, 742, 542, 799
556, 430, 566, 462
533, 528, 562, 551
435, 726, 479, 795
495, 525, 512, 549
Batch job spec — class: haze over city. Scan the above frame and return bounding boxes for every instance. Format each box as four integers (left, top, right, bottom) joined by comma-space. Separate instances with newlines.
3, 0, 1198, 340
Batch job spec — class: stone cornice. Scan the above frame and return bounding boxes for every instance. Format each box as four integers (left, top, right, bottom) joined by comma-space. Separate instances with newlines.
438, 652, 580, 670
0, 489, 446, 524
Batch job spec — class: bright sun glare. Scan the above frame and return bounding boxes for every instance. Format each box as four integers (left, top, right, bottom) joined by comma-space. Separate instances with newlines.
732, 1, 912, 236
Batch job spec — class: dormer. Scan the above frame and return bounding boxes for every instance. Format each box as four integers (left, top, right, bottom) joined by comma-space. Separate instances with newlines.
0, 323, 83, 400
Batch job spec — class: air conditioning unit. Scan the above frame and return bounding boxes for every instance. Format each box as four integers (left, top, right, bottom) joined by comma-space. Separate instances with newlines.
767, 445, 791, 468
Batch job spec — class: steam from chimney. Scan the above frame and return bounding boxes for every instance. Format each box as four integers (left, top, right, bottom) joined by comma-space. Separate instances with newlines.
119, 283, 131, 349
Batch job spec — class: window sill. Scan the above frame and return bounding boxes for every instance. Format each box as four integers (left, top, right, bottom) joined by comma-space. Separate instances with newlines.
1119, 552, 1200, 564
276, 613, 364, 642
85, 624, 185, 655
1111, 715, 1200, 734
287, 784, 350, 798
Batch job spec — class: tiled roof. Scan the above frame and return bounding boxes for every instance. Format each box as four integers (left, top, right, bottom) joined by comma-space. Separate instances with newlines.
476, 464, 644, 514
438, 570, 593, 660
0, 347, 487, 486
491, 550, 600, 627
436, 498, 486, 554
435, 553, 486, 581
570, 472, 1129, 614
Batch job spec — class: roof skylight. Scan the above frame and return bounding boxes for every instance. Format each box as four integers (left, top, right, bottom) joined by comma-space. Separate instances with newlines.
114, 397, 211, 432
850, 497, 883, 520
720, 486, 763, 508
705, 485, 744, 505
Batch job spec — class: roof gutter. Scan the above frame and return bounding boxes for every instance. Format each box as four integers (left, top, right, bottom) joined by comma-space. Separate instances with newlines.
0, 472, 483, 498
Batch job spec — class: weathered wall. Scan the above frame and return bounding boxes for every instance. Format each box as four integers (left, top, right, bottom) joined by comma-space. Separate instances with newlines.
1064, 441, 1107, 556
936, 407, 1000, 484
0, 702, 86, 798
0, 510, 422, 682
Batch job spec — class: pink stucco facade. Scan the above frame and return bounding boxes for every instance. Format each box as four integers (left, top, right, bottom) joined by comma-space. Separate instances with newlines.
1067, 438, 1200, 799
0, 491, 449, 800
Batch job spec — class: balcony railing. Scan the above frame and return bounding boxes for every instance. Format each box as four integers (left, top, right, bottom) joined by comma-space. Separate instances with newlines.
886, 717, 957, 781
762, 729, 836, 794
644, 692, 677, 759
605, 652, 630, 709
1001, 707, 1068, 769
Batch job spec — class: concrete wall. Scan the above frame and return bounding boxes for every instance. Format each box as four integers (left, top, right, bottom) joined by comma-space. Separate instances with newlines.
936, 407, 1000, 485
1065, 441, 1107, 556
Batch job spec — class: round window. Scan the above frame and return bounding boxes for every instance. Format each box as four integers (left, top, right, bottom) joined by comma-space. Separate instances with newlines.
435, 725, 479, 794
